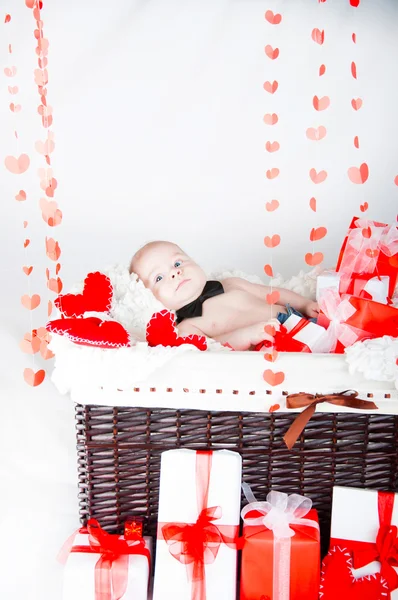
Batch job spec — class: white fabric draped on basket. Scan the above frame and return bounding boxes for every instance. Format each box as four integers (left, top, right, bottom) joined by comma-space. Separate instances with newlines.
48, 265, 398, 412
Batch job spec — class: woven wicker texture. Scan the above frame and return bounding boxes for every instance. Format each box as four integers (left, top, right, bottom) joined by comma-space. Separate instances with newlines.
76, 405, 398, 555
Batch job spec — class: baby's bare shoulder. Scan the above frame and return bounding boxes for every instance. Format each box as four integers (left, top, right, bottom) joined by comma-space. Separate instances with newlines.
221, 277, 251, 292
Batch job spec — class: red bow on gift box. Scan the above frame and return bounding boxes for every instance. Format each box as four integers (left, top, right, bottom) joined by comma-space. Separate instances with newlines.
255, 319, 313, 353
59, 519, 150, 600
351, 493, 398, 593
157, 451, 238, 600
161, 506, 223, 576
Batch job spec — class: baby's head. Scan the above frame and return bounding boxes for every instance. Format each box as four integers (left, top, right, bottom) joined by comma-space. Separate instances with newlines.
129, 241, 207, 310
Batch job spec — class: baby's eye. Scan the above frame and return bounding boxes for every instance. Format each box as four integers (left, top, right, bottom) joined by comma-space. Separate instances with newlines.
155, 275, 163, 283
174, 261, 182, 268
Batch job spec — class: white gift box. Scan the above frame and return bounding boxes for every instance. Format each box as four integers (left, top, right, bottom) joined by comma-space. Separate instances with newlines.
283, 314, 328, 353
316, 270, 390, 304
330, 486, 398, 595
153, 449, 242, 600
316, 270, 341, 303
62, 531, 152, 600
360, 275, 389, 304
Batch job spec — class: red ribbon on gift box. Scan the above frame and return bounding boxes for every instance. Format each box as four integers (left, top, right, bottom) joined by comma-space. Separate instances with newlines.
329, 491, 398, 598
345, 296, 398, 338
157, 451, 239, 600
58, 519, 150, 600
255, 318, 312, 353
345, 273, 382, 302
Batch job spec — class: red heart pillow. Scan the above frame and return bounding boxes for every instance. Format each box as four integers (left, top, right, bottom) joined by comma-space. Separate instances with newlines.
320, 546, 389, 600
47, 317, 131, 349
146, 310, 207, 351
54, 272, 113, 317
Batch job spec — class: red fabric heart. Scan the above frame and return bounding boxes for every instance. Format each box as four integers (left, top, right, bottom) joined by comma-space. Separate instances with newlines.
54, 272, 112, 317
146, 310, 207, 351
320, 546, 389, 600
46, 317, 131, 348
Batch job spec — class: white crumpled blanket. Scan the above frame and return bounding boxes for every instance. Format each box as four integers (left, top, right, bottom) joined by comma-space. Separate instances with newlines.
345, 336, 398, 390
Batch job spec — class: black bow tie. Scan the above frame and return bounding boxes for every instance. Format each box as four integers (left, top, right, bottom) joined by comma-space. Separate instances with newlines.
175, 280, 224, 324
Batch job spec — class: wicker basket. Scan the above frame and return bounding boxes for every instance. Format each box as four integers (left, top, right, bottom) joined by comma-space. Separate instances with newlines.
76, 404, 398, 555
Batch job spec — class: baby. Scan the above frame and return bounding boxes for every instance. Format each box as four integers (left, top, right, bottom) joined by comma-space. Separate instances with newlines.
130, 241, 319, 351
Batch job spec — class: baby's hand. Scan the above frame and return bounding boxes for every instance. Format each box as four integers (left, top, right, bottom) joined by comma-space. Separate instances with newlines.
302, 300, 319, 319
239, 319, 280, 350
214, 320, 280, 351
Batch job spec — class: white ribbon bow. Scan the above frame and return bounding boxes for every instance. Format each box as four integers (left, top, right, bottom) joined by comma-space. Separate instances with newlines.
318, 289, 359, 352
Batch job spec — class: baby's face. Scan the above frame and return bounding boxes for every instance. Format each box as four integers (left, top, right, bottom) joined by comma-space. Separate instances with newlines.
134, 242, 207, 310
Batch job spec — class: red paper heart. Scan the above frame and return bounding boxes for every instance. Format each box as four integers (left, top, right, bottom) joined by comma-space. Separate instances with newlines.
54, 272, 112, 317
320, 546, 388, 600
263, 369, 285, 386
266, 291, 280, 305
305, 252, 324, 266
146, 310, 207, 351
47, 317, 131, 348
264, 264, 274, 277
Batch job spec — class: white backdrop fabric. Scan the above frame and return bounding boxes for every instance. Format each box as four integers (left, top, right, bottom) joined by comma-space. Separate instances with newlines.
1, 1, 398, 598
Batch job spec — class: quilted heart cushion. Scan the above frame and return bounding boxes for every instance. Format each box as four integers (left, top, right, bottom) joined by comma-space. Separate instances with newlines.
320, 546, 389, 600
46, 317, 131, 349
55, 271, 113, 317
146, 310, 207, 351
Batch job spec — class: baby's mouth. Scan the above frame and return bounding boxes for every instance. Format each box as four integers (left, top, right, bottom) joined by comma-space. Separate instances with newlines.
176, 279, 190, 291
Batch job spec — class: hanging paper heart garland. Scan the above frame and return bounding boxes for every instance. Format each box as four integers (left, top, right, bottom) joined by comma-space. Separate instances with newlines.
146, 310, 207, 351
262, 7, 285, 393
319, 546, 389, 600
46, 317, 131, 349
54, 272, 113, 317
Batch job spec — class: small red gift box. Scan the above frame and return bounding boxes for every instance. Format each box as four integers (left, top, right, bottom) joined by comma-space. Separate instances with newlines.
240, 488, 320, 600
336, 216, 398, 299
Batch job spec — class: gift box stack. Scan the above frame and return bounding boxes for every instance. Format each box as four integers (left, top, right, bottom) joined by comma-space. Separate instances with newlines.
314, 216, 398, 354
59, 447, 398, 599
274, 217, 398, 355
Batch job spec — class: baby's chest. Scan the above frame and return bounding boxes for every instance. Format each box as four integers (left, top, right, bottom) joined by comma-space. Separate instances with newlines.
200, 290, 265, 331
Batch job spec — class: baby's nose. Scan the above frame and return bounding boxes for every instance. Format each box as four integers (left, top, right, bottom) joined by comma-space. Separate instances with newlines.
171, 269, 182, 278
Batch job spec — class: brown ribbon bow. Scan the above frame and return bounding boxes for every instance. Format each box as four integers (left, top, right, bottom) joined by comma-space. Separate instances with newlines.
283, 390, 378, 450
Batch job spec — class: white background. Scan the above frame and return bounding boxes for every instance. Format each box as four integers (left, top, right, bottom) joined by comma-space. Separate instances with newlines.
0, 1, 397, 598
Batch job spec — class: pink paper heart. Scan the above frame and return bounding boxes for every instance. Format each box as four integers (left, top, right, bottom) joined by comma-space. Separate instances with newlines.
348, 163, 369, 184
309, 168, 327, 184
35, 139, 55, 155
23, 368, 45, 387
5, 154, 30, 174
306, 126, 327, 141
263, 113, 278, 125
4, 66, 17, 77
15, 190, 27, 201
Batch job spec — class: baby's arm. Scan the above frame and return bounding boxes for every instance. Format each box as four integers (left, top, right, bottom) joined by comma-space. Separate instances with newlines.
178, 320, 278, 351
223, 278, 319, 318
